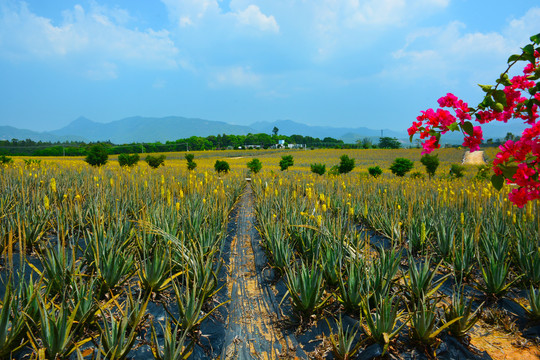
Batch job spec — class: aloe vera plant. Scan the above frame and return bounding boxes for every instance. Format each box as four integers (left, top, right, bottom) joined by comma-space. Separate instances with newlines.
404, 255, 448, 303
167, 276, 227, 333
443, 286, 483, 338
39, 242, 78, 295
28, 298, 89, 360
434, 218, 456, 260
515, 227, 540, 286
151, 319, 193, 360
525, 286, 540, 320
369, 247, 401, 303
409, 296, 460, 346
337, 256, 369, 313
70, 277, 98, 326
137, 242, 181, 295
478, 233, 518, 297
450, 230, 476, 281
321, 241, 343, 287
0, 283, 27, 357
326, 315, 363, 360
362, 294, 406, 354
285, 261, 331, 317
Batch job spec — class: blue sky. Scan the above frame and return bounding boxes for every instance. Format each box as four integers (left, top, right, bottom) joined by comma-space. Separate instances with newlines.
0, 0, 538, 132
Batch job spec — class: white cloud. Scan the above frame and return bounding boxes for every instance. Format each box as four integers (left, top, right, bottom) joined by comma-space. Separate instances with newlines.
161, 0, 279, 33
235, 5, 279, 33
382, 7, 540, 83
212, 66, 261, 87
0, 2, 179, 74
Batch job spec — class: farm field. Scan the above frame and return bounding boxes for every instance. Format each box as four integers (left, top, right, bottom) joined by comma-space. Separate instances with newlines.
1, 148, 539, 359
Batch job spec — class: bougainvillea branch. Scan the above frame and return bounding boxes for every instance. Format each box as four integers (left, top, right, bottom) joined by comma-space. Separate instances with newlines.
409, 33, 540, 207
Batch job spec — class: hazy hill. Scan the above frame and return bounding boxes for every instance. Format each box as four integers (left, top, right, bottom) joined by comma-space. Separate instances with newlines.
50, 116, 254, 143
249, 119, 403, 139
0, 125, 86, 142
0, 115, 530, 145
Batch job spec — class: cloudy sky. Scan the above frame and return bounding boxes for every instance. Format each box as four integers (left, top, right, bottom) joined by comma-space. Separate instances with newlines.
0, 0, 538, 132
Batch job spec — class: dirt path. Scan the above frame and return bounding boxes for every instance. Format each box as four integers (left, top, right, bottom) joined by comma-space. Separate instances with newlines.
221, 184, 301, 360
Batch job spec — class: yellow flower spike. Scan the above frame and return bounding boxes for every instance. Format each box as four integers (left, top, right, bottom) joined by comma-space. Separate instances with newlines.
44, 195, 49, 210
317, 215, 322, 227
322, 204, 327, 212
110, 178, 114, 187
349, 207, 354, 216
203, 198, 206, 204
460, 212, 464, 225
512, 214, 516, 224
50, 178, 56, 193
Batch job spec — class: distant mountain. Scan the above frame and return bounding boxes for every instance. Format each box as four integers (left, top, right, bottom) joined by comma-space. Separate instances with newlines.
0, 125, 86, 142
51, 116, 254, 143
249, 119, 403, 140
1, 116, 530, 145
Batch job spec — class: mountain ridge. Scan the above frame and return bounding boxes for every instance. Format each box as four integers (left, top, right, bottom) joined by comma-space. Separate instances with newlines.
0, 115, 528, 145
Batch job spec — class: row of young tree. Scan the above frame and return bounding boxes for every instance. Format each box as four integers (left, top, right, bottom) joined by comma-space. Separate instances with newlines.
0, 133, 350, 156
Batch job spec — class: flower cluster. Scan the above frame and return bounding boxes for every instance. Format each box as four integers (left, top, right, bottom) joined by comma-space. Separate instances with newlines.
409, 36, 540, 207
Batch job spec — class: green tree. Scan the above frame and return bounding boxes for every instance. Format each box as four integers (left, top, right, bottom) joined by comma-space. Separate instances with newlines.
185, 153, 197, 171
145, 154, 166, 169
449, 164, 466, 178
118, 153, 139, 167
310, 163, 326, 175
247, 158, 262, 174
368, 166, 382, 178
378, 137, 401, 149
85, 145, 108, 167
279, 155, 294, 171
272, 126, 279, 136
390, 158, 414, 177
214, 160, 230, 174
420, 153, 439, 179
338, 155, 355, 174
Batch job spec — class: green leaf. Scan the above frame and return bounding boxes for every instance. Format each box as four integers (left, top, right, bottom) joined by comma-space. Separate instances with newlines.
461, 121, 474, 136
478, 84, 493, 92
493, 90, 507, 107
491, 174, 504, 191
530, 33, 540, 44
523, 44, 535, 55
494, 103, 505, 112
501, 165, 518, 179
409, 134, 414, 143
448, 122, 459, 132
507, 54, 521, 63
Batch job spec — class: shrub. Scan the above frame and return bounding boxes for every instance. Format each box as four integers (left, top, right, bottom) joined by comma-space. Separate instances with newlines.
0, 154, 13, 166
118, 153, 140, 167
145, 155, 166, 169
420, 154, 439, 179
310, 163, 326, 175
410, 171, 424, 179
450, 164, 466, 178
85, 145, 108, 167
214, 160, 230, 174
279, 155, 294, 171
338, 155, 355, 174
389, 158, 414, 177
474, 164, 491, 181
328, 165, 340, 176
368, 166, 382, 178
247, 158, 262, 174
185, 153, 197, 171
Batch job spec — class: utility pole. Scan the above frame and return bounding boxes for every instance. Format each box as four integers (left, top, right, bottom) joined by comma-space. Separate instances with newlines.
141, 144, 144, 153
